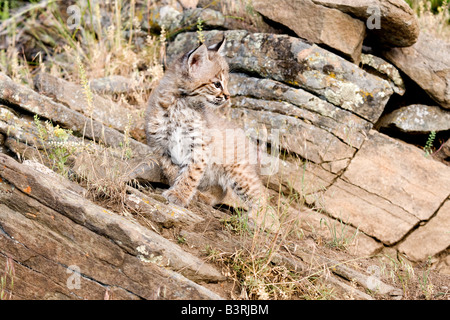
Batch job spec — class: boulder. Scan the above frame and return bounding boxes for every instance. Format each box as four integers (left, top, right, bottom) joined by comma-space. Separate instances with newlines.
312, 0, 419, 47
318, 130, 450, 247
383, 32, 450, 109
252, 0, 366, 62
168, 30, 393, 124
378, 104, 450, 133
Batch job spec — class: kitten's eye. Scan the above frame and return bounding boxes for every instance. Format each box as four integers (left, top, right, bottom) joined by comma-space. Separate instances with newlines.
213, 82, 222, 89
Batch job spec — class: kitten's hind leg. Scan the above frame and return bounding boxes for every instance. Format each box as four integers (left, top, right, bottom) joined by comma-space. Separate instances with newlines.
227, 164, 280, 233
195, 185, 227, 206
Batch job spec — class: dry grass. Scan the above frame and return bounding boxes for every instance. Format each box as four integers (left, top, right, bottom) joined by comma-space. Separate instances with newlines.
0, 0, 165, 106
408, 0, 450, 40
0, 256, 15, 300
206, 246, 335, 300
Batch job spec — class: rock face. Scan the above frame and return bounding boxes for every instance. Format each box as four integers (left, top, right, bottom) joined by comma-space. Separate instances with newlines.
398, 200, 450, 263
168, 30, 393, 124
252, 0, 366, 62
379, 104, 450, 133
383, 32, 450, 109
0, 153, 224, 299
34, 73, 141, 135
165, 30, 450, 271
312, 0, 420, 47
318, 131, 450, 247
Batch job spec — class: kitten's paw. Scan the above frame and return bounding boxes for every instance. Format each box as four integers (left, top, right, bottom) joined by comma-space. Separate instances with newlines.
162, 188, 189, 207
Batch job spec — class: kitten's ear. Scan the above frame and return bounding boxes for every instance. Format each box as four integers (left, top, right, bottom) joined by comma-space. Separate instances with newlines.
208, 36, 226, 55
187, 44, 209, 73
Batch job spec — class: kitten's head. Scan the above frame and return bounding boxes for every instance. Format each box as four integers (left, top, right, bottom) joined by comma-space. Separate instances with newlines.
178, 38, 230, 106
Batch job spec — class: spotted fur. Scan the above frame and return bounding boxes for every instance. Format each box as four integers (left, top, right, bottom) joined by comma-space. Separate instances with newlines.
145, 39, 278, 229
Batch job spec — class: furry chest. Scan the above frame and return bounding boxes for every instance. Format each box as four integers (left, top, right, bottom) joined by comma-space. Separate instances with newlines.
164, 116, 206, 167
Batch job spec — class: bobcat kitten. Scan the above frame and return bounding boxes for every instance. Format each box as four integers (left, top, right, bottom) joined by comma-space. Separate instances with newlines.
145, 38, 278, 230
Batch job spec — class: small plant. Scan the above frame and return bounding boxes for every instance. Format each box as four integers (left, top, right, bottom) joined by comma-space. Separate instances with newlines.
381, 254, 416, 298
424, 130, 436, 157
196, 17, 205, 44
220, 208, 253, 235
320, 217, 359, 251
34, 115, 77, 177
419, 257, 435, 299
177, 235, 187, 245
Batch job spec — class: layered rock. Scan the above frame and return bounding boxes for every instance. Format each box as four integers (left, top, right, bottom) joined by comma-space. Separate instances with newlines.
360, 53, 405, 96
168, 30, 394, 124
317, 130, 450, 249
0, 153, 224, 299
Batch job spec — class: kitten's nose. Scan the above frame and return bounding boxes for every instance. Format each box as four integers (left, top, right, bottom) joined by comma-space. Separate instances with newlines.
224, 94, 230, 100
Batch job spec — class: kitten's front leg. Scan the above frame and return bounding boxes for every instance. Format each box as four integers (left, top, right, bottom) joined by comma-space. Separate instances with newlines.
163, 143, 209, 207
162, 162, 207, 207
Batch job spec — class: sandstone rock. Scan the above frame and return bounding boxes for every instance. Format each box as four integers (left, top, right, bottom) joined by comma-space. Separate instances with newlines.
0, 153, 225, 289
435, 254, 450, 275
0, 104, 164, 188
147, 6, 279, 35
168, 30, 393, 123
0, 72, 150, 157
435, 138, 450, 165
398, 199, 450, 262
318, 130, 450, 246
89, 75, 147, 95
252, 0, 366, 62
319, 178, 419, 245
383, 33, 450, 109
224, 105, 356, 165
378, 104, 450, 133
228, 73, 373, 149
342, 131, 450, 222
312, 0, 419, 47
